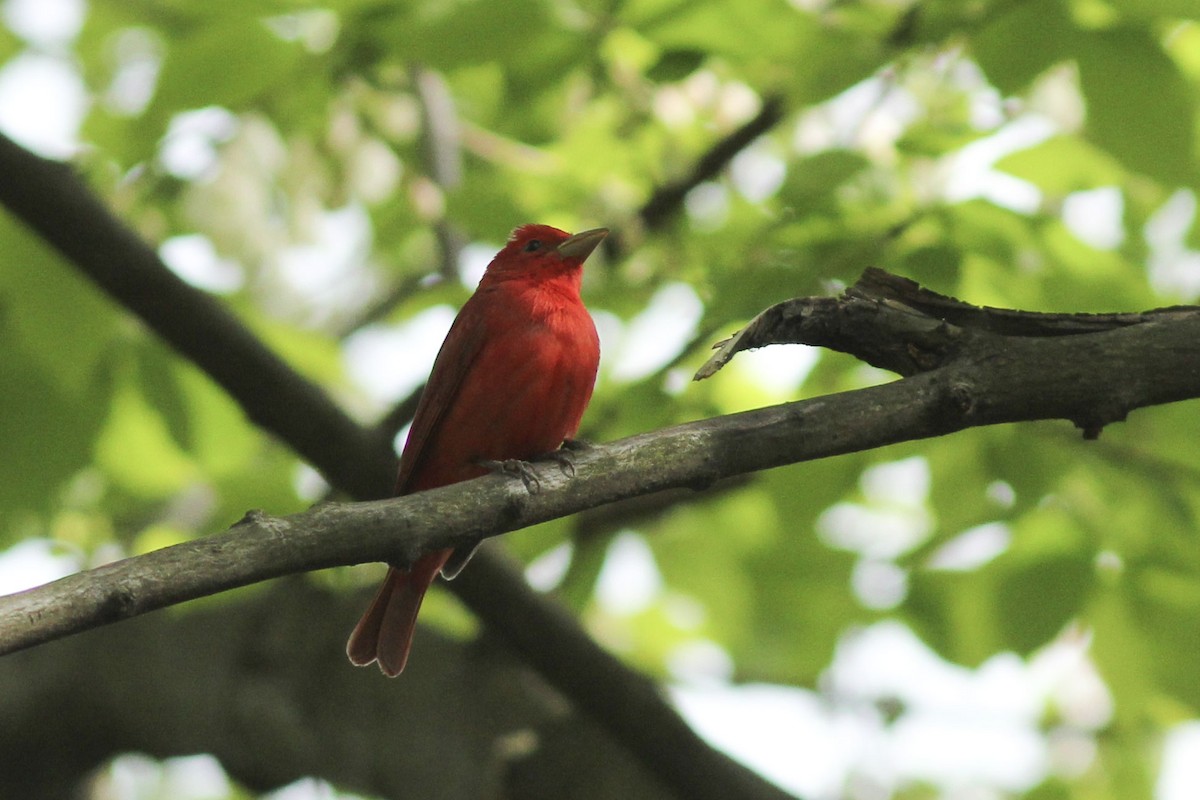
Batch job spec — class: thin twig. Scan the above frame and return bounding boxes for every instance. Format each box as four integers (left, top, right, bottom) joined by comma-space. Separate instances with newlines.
638, 94, 786, 230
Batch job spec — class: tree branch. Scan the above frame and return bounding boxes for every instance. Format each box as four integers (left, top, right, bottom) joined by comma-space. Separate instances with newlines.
6, 276, 1200, 652
0, 387, 906, 654
602, 94, 786, 258
638, 95, 785, 230
697, 267, 1200, 408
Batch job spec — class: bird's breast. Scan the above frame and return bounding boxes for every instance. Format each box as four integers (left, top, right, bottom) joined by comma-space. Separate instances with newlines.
412, 281, 599, 488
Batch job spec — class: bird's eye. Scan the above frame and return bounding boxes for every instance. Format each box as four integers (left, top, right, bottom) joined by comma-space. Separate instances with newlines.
523, 240, 542, 253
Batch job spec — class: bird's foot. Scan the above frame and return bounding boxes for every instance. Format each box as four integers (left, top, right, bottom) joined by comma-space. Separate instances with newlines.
533, 438, 592, 478
479, 439, 591, 491
478, 458, 541, 493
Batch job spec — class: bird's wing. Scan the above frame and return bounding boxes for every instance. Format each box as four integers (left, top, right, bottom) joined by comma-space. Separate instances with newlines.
394, 291, 492, 495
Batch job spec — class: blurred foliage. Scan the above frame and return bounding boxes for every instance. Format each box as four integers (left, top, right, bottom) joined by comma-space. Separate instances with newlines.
2, 0, 1200, 798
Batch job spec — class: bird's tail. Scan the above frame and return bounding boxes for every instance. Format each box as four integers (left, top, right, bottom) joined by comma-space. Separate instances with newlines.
346, 549, 451, 676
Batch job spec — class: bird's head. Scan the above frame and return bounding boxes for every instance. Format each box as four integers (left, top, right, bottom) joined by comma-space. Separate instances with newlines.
482, 224, 609, 283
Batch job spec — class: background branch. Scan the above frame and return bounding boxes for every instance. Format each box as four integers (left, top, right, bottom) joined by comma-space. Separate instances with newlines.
638, 95, 785, 231
602, 94, 786, 258
0, 132, 398, 502
1, 580, 675, 800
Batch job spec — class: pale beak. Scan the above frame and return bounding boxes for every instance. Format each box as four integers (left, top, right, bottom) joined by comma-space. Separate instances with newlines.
556, 227, 609, 261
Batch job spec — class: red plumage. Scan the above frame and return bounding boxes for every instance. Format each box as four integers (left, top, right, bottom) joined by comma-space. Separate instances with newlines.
346, 224, 606, 676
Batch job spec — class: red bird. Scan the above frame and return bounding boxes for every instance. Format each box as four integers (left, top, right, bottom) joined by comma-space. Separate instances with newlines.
347, 224, 607, 676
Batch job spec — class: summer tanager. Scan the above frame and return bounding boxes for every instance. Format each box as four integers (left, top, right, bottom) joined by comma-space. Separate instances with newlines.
346, 224, 607, 676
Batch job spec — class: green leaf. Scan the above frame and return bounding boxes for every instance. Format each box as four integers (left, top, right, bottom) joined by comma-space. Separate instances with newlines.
971, 0, 1075, 94
148, 19, 305, 118
1024, 779, 1072, 800
896, 243, 962, 290
1118, 563, 1200, 712
0, 333, 111, 529
1107, 0, 1200, 19
173, 361, 262, 478
995, 135, 1127, 196
639, 0, 796, 65
780, 18, 885, 106
558, 532, 613, 611
906, 567, 999, 667
778, 150, 870, 213
0, 218, 121, 391
0, 223, 120, 529
1074, 28, 1198, 184
648, 462, 862, 685
1037, 220, 1157, 310
646, 49, 707, 82
941, 201, 1039, 288
377, 0, 561, 72
995, 551, 1093, 653
1088, 583, 1158, 724
135, 341, 194, 457
921, 431, 1008, 538
908, 498, 1095, 664
96, 370, 198, 497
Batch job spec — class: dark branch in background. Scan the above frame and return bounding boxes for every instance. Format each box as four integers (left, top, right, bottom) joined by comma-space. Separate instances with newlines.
0, 133, 398, 502
366, 382, 423, 451
3, 577, 677, 800
638, 94, 785, 230
0, 131, 799, 800
598, 94, 786, 260
333, 270, 441, 339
